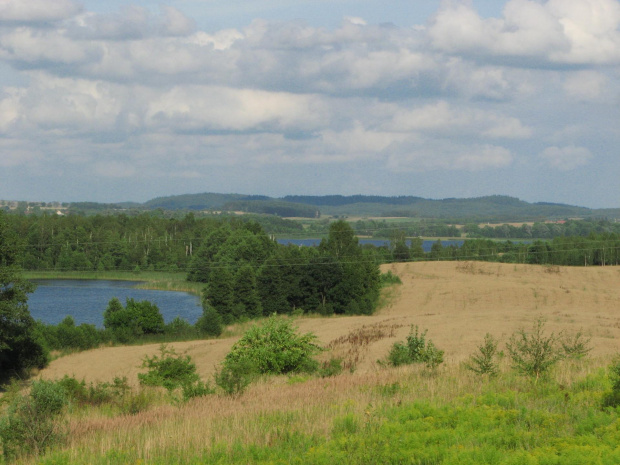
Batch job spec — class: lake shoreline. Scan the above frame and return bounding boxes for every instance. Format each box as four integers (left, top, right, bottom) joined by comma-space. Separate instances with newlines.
24, 271, 204, 296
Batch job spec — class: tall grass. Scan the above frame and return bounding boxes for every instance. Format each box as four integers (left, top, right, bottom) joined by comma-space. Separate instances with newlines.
25, 355, 617, 464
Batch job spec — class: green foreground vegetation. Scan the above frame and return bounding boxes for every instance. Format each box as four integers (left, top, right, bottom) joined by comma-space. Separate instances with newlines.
5, 355, 620, 464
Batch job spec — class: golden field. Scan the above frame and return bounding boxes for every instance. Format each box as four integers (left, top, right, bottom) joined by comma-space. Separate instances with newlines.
39, 261, 620, 385
22, 261, 620, 464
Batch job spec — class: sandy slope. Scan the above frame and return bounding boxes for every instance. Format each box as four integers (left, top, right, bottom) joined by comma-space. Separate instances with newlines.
38, 262, 620, 384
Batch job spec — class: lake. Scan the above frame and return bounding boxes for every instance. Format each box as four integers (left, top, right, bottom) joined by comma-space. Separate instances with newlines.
28, 280, 202, 327
277, 238, 464, 251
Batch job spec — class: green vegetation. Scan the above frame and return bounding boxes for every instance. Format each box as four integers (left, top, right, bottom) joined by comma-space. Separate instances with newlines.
464, 333, 500, 377
0, 379, 68, 461
222, 316, 322, 376
0, 212, 47, 381
387, 325, 444, 369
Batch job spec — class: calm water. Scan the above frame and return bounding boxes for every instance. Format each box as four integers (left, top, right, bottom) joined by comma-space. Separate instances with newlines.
29, 280, 202, 327
277, 238, 464, 251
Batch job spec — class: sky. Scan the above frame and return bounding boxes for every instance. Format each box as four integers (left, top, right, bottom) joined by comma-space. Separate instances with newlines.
0, 0, 618, 208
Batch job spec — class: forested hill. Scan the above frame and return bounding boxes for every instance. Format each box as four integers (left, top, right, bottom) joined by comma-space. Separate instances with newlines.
140, 193, 619, 221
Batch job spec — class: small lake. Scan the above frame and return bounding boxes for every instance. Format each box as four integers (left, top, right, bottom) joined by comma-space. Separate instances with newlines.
28, 280, 202, 327
277, 239, 464, 251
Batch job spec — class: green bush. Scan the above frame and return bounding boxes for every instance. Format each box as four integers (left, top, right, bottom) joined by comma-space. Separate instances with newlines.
602, 357, 620, 409
195, 305, 223, 337
165, 317, 198, 339
561, 330, 592, 359
387, 325, 444, 369
56, 375, 130, 407
138, 345, 200, 392
465, 333, 500, 377
214, 358, 256, 397
103, 298, 165, 341
223, 316, 322, 376
506, 318, 564, 382
0, 380, 68, 461
318, 358, 344, 378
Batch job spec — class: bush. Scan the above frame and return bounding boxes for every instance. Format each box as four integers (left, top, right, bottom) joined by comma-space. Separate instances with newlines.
318, 358, 344, 378
165, 317, 197, 339
465, 333, 500, 377
506, 318, 564, 382
223, 316, 322, 376
103, 298, 165, 341
56, 375, 130, 407
195, 305, 223, 337
561, 330, 592, 359
138, 345, 200, 392
214, 358, 256, 397
602, 357, 620, 409
0, 380, 68, 461
387, 325, 444, 369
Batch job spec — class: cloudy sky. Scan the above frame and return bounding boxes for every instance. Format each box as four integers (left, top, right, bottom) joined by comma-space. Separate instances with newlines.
0, 0, 618, 208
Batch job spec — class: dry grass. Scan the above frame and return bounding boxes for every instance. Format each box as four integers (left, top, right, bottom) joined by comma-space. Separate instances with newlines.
28, 262, 620, 462
39, 261, 620, 383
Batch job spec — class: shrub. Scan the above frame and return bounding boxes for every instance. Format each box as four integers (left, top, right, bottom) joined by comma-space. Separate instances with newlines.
103, 298, 165, 341
138, 344, 200, 392
318, 358, 344, 378
57, 375, 130, 407
223, 315, 322, 376
380, 270, 402, 285
506, 318, 564, 382
465, 333, 500, 377
165, 317, 197, 339
0, 380, 68, 461
214, 358, 256, 397
182, 380, 216, 401
387, 325, 444, 369
561, 330, 592, 359
602, 357, 620, 409
195, 306, 223, 337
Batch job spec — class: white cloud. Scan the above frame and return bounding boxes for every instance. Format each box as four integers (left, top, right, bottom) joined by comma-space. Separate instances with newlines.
386, 142, 513, 172
0, 0, 81, 23
430, 0, 620, 65
564, 70, 609, 101
386, 101, 532, 139
540, 145, 594, 170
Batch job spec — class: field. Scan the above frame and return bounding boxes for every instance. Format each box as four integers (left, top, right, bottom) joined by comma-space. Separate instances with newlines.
24, 262, 620, 463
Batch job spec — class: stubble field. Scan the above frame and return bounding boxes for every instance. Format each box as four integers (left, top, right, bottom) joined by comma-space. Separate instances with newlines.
29, 261, 620, 464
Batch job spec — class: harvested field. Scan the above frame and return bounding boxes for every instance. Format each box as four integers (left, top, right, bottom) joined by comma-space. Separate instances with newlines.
39, 261, 620, 384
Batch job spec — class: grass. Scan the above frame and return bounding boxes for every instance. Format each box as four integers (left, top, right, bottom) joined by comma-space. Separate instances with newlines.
14, 261, 620, 464
24, 271, 204, 296
22, 356, 620, 464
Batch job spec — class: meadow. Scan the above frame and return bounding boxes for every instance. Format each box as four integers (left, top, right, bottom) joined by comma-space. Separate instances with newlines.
15, 262, 620, 463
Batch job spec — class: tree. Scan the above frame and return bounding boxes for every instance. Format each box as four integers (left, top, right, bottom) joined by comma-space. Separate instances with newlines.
0, 212, 47, 379
233, 264, 262, 318
103, 297, 165, 341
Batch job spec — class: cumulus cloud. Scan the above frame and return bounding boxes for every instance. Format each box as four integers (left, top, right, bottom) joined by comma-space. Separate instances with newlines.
540, 145, 594, 170
0, 0, 81, 24
0, 0, 617, 207
430, 0, 620, 65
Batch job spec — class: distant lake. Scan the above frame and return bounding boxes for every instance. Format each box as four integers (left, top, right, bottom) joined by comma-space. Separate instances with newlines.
277, 238, 464, 251
29, 280, 201, 327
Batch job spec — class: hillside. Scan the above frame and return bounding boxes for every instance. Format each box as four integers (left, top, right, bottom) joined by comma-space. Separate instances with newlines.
39, 261, 620, 384
143, 193, 619, 220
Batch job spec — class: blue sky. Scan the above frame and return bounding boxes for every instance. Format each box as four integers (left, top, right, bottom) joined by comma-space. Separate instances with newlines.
0, 0, 618, 208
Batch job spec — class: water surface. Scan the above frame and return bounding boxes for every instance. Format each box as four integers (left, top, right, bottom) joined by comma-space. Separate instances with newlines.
29, 280, 201, 327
